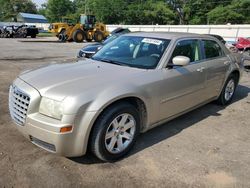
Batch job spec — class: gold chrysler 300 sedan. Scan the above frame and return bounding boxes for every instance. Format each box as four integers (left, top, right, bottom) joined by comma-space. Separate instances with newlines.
9, 32, 244, 161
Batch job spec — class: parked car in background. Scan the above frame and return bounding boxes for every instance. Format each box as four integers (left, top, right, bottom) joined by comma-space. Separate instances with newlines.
77, 28, 130, 58
233, 37, 250, 52
0, 25, 38, 38
9, 32, 244, 161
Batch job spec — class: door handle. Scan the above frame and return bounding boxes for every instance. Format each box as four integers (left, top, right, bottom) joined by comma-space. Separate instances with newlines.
197, 67, 205, 72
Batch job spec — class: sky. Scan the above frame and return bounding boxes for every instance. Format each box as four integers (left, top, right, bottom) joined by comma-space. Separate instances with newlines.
32, 0, 47, 7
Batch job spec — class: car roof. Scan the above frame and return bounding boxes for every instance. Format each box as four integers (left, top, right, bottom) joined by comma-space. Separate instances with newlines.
124, 32, 215, 40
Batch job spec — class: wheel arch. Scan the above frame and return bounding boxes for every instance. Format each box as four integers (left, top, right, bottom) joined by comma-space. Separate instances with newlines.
84, 96, 148, 153
216, 68, 240, 101
58, 27, 66, 33
230, 69, 240, 84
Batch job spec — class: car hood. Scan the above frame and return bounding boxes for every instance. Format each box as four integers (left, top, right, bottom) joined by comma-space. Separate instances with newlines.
19, 59, 146, 101
81, 43, 103, 52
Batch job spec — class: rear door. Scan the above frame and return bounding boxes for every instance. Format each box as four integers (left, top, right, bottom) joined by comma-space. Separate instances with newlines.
159, 39, 208, 120
201, 40, 230, 98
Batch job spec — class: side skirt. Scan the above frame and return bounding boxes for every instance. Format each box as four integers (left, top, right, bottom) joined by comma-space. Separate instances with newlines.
141, 96, 218, 133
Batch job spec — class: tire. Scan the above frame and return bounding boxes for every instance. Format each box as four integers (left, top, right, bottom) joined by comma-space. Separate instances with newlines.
217, 74, 238, 105
58, 34, 66, 42
93, 31, 104, 42
58, 30, 66, 42
90, 102, 140, 162
73, 29, 86, 43
31, 34, 36, 38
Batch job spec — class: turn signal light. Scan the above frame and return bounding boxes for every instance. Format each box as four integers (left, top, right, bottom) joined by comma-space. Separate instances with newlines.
60, 126, 73, 133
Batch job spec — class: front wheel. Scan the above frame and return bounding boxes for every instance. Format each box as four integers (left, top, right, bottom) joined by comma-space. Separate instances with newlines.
217, 75, 238, 105
90, 102, 140, 162
73, 29, 86, 43
93, 31, 104, 42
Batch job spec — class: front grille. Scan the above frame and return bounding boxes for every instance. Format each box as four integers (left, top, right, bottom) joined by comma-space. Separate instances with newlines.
9, 85, 30, 125
30, 136, 56, 152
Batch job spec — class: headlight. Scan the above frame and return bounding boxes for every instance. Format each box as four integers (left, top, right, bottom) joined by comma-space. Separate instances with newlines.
39, 97, 63, 120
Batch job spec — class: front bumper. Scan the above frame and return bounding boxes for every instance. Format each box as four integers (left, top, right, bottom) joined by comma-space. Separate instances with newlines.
16, 113, 83, 156
9, 78, 97, 157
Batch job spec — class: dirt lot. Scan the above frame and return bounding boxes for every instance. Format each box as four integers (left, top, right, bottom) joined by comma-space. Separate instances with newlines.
0, 37, 250, 188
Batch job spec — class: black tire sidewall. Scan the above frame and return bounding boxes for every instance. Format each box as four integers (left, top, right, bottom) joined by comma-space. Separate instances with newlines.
58, 30, 66, 42
94, 31, 104, 42
73, 30, 86, 43
91, 103, 140, 161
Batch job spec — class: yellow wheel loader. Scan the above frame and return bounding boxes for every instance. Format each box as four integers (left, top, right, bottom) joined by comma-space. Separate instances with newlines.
48, 17, 73, 38
49, 15, 109, 43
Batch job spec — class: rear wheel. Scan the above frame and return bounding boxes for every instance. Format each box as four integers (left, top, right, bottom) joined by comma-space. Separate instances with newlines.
93, 31, 104, 42
73, 29, 86, 43
217, 74, 238, 105
90, 102, 140, 162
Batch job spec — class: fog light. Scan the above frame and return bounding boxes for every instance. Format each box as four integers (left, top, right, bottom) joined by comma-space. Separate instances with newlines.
60, 126, 73, 133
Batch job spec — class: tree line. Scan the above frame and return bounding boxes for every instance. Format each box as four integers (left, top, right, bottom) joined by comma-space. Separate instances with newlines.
0, 0, 250, 25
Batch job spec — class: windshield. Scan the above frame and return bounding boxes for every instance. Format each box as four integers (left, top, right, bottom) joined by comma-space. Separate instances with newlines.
92, 36, 170, 69
103, 35, 119, 45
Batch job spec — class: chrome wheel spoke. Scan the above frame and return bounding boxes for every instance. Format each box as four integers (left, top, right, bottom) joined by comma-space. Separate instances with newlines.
112, 118, 119, 129
122, 132, 132, 140
105, 131, 115, 140
119, 114, 128, 126
123, 120, 134, 131
108, 137, 117, 150
117, 137, 124, 151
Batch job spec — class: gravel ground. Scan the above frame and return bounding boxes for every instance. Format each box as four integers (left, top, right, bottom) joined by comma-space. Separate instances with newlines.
0, 37, 250, 188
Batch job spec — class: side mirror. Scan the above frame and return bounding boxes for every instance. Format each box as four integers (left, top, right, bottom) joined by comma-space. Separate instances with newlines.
172, 56, 190, 66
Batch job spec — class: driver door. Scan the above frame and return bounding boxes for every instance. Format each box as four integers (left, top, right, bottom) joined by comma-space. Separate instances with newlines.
159, 39, 208, 120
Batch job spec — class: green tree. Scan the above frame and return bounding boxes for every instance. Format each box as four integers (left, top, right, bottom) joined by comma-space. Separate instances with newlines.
125, 0, 177, 24
207, 0, 249, 24
0, 0, 37, 21
87, 0, 127, 24
143, 1, 177, 24
45, 0, 74, 22
37, 3, 47, 16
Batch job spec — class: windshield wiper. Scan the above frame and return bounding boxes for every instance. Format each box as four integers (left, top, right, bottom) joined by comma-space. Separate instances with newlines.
92, 57, 128, 66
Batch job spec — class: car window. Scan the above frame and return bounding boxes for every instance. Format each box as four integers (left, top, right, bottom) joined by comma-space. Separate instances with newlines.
170, 39, 201, 63
202, 40, 224, 59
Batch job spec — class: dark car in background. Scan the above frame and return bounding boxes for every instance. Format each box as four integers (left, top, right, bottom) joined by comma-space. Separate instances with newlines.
77, 28, 130, 58
0, 25, 39, 38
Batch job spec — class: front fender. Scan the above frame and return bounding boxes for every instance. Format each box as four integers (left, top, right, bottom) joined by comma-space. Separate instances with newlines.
72, 84, 154, 155
86, 84, 151, 112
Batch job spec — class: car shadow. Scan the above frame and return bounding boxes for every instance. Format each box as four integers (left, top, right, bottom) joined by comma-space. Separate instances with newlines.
69, 85, 250, 164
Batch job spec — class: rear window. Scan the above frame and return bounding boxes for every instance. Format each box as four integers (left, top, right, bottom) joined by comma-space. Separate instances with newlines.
203, 40, 224, 59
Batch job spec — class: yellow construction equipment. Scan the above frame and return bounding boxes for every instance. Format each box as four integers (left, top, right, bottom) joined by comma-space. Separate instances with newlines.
48, 17, 73, 37
49, 14, 109, 43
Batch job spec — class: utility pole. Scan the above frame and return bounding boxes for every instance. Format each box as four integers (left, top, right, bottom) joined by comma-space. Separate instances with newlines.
85, 0, 87, 14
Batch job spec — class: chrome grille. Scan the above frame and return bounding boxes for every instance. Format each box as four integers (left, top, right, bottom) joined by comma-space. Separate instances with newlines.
9, 85, 30, 125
